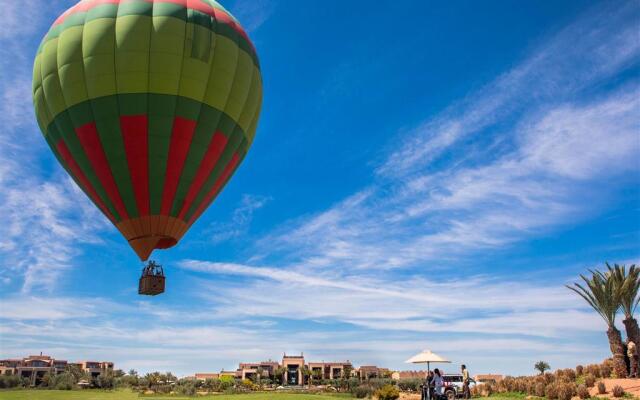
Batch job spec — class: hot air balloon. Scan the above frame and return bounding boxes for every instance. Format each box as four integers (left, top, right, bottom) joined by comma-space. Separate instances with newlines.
32, 0, 262, 295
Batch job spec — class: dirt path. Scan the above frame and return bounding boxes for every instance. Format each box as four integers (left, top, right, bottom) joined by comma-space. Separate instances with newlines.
589, 378, 640, 398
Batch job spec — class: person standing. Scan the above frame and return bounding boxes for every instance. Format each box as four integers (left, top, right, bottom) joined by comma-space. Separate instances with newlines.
628, 339, 638, 378
433, 369, 444, 399
462, 364, 471, 399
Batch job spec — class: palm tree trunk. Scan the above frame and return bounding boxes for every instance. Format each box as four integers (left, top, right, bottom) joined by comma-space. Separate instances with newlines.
623, 317, 640, 375
608, 326, 629, 377
623, 317, 640, 344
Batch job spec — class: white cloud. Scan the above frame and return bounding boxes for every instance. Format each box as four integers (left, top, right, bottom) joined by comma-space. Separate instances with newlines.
0, 0, 111, 292
229, 0, 276, 33
377, 2, 639, 178
205, 194, 270, 243
251, 4, 640, 271
0, 296, 118, 320
180, 260, 604, 337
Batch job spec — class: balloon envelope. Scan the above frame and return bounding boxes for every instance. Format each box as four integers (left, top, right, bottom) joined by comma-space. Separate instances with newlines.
32, 0, 262, 260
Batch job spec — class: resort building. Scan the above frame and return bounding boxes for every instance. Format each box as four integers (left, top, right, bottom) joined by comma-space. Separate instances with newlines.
392, 370, 428, 380
0, 353, 114, 386
239, 360, 280, 381
195, 353, 387, 385
194, 373, 219, 380
474, 374, 504, 384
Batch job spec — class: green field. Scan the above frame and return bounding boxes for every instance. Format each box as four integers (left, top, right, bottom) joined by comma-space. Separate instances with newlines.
0, 391, 350, 400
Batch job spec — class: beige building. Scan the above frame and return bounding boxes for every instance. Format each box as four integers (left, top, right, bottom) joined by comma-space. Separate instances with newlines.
474, 374, 504, 384
392, 370, 428, 380
195, 353, 387, 386
0, 354, 113, 386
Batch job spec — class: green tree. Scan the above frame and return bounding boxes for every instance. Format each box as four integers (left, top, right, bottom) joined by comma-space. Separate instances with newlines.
273, 366, 286, 385
65, 364, 87, 382
97, 369, 115, 389
256, 367, 264, 387
568, 269, 627, 377
300, 365, 311, 386
535, 361, 550, 375
608, 264, 640, 346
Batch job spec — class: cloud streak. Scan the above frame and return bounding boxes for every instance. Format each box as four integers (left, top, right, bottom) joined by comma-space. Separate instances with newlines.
253, 2, 640, 272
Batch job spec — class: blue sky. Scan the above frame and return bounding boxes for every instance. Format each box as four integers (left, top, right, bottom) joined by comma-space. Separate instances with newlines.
1, 0, 639, 377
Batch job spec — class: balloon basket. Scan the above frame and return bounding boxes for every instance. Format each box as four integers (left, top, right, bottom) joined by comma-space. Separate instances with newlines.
138, 261, 165, 296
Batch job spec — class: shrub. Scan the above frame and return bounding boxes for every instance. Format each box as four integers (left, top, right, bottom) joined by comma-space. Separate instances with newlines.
51, 372, 76, 390
577, 384, 590, 399
97, 372, 114, 389
0, 375, 26, 389
584, 374, 596, 388
374, 384, 400, 400
176, 381, 197, 396
564, 369, 577, 381
612, 385, 625, 398
485, 383, 494, 396
534, 382, 546, 397
543, 372, 555, 384
352, 385, 373, 398
597, 381, 606, 394
397, 378, 421, 392
600, 364, 612, 379
546, 383, 559, 400
576, 365, 584, 376
585, 365, 601, 378
558, 383, 576, 400
368, 378, 395, 390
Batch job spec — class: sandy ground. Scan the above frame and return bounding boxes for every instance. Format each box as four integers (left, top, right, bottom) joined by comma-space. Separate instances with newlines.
399, 393, 421, 400
589, 378, 640, 398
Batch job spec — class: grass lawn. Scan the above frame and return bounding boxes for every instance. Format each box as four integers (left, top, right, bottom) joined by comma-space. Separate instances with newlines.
0, 390, 350, 400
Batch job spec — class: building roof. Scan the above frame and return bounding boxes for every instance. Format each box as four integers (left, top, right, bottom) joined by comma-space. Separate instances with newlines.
393, 371, 427, 379
474, 374, 504, 381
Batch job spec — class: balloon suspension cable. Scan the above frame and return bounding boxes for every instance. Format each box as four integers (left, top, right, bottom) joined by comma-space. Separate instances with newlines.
142, 260, 164, 277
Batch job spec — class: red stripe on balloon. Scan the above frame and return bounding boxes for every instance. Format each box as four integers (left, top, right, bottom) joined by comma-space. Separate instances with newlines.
52, 0, 253, 46
56, 139, 116, 223
188, 152, 240, 225
160, 116, 197, 216
177, 131, 228, 220
54, 0, 121, 25
75, 122, 130, 220
121, 115, 150, 216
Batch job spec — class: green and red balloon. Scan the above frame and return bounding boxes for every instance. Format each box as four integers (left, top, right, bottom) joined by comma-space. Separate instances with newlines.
32, 0, 262, 261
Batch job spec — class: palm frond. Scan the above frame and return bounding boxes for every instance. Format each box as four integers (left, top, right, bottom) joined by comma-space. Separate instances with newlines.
567, 268, 621, 327
606, 263, 640, 318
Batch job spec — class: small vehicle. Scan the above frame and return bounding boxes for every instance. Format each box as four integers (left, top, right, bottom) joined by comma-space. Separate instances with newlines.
443, 374, 476, 400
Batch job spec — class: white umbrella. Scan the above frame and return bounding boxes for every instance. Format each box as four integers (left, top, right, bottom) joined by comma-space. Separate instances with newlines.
406, 350, 451, 400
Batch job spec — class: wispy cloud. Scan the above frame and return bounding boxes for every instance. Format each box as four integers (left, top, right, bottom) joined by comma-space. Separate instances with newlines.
167, 2, 640, 374
252, 2, 640, 272
179, 260, 603, 338
378, 1, 639, 178
0, 294, 602, 375
228, 0, 276, 33
0, 0, 110, 292
205, 194, 270, 243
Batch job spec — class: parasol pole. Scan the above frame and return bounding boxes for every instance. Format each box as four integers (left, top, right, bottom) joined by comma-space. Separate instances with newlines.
427, 361, 431, 400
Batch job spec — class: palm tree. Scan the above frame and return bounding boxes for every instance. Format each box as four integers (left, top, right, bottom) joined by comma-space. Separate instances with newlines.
300, 365, 311, 386
608, 264, 640, 343
567, 269, 627, 377
274, 366, 286, 385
